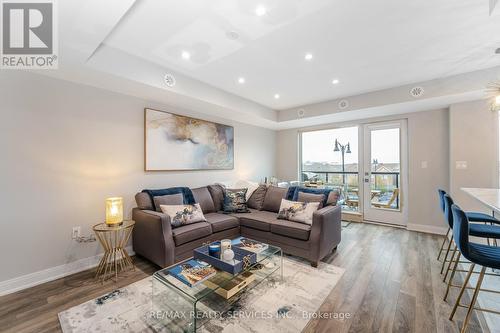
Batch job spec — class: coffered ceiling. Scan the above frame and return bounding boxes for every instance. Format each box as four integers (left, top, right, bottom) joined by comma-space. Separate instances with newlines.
102, 0, 500, 109
42, 0, 500, 129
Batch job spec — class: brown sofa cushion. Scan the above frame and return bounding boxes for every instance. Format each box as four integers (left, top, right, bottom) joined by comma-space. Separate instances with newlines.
153, 193, 184, 212
171, 222, 212, 246
262, 186, 287, 213
237, 210, 279, 231
297, 192, 324, 209
192, 187, 216, 214
207, 184, 224, 211
247, 184, 268, 210
271, 220, 311, 241
205, 213, 239, 233
135, 192, 154, 210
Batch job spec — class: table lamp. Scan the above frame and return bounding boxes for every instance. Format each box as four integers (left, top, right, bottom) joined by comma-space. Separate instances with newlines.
105, 197, 123, 226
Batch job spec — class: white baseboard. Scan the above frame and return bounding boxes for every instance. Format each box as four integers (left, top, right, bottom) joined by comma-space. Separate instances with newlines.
0, 246, 134, 296
406, 223, 448, 235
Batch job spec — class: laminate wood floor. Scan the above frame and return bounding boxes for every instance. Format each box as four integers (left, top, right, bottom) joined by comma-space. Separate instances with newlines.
0, 222, 490, 333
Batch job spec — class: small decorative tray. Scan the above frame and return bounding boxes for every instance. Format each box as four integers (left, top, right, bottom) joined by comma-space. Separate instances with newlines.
194, 242, 257, 275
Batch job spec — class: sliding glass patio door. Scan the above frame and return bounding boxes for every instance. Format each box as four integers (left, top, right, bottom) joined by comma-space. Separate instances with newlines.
300, 126, 361, 220
362, 121, 408, 225
299, 120, 408, 225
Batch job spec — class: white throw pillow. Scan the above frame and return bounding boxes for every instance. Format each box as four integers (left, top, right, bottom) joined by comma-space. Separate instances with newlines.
277, 199, 320, 225
160, 203, 207, 228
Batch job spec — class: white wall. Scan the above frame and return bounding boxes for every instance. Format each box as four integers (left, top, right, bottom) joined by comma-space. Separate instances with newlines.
407, 109, 449, 232
276, 109, 449, 233
448, 100, 500, 331
0, 71, 276, 283
449, 99, 499, 212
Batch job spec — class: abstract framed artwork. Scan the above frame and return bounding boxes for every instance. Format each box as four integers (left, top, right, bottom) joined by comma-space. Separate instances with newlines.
144, 108, 234, 171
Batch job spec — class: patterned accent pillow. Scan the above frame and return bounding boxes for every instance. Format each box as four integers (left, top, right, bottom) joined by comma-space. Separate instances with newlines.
277, 199, 320, 225
160, 203, 207, 228
223, 188, 250, 213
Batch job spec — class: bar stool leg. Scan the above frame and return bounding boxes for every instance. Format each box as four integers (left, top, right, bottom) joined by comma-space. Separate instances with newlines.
443, 244, 457, 282
441, 234, 454, 275
490, 222, 499, 247
450, 263, 475, 320
444, 252, 461, 301
460, 266, 486, 333
437, 228, 450, 261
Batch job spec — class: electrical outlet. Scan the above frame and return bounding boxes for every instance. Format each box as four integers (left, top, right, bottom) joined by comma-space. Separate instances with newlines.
455, 161, 468, 170
72, 226, 81, 239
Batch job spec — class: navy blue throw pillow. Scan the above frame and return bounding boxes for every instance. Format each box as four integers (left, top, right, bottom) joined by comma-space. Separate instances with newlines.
223, 188, 250, 213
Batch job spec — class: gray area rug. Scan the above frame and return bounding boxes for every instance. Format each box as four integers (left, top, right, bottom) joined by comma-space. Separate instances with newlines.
58, 257, 344, 333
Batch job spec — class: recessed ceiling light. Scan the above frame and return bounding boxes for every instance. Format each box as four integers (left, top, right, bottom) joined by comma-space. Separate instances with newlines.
255, 5, 267, 16
305, 53, 313, 61
274, 94, 280, 99
238, 77, 245, 84
181, 51, 191, 60
332, 79, 340, 84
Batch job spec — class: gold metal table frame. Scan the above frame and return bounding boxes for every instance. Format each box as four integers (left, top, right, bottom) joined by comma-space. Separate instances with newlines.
93, 220, 135, 281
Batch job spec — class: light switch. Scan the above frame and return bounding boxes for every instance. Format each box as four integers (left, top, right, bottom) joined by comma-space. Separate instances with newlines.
421, 161, 428, 169
455, 161, 468, 170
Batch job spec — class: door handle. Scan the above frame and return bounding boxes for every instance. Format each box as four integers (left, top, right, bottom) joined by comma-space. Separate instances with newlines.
364, 178, 369, 183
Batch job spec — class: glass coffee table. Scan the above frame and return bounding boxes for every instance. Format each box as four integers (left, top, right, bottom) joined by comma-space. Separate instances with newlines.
151, 239, 283, 332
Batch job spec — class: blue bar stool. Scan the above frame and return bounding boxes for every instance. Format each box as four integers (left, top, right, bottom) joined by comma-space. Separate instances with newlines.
442, 194, 500, 299
437, 189, 449, 261
449, 204, 500, 333
437, 189, 499, 264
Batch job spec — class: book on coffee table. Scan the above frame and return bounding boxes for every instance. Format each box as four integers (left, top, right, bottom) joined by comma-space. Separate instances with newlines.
204, 271, 256, 299
167, 259, 217, 287
232, 237, 269, 254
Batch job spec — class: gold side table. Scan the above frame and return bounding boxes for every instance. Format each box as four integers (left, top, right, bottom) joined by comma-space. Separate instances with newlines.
93, 220, 135, 282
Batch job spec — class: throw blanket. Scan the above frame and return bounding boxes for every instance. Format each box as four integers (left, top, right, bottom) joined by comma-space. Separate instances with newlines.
142, 187, 195, 211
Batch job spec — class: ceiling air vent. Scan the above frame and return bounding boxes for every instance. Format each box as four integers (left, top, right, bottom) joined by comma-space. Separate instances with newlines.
164, 74, 176, 87
410, 86, 424, 98
338, 99, 349, 110
226, 31, 240, 40
297, 109, 305, 117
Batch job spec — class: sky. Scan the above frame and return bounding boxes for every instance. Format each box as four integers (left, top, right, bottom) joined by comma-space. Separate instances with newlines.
302, 126, 400, 164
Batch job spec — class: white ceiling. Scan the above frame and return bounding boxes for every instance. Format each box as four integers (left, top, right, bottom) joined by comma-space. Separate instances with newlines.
101, 0, 500, 109
39, 0, 500, 130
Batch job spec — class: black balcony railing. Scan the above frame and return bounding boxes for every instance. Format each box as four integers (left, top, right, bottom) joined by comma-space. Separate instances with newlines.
301, 170, 357, 183
301, 170, 400, 209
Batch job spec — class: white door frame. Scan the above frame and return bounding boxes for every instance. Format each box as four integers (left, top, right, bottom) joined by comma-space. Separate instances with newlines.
362, 120, 408, 226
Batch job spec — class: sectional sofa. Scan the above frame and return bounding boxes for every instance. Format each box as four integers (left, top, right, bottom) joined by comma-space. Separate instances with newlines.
132, 184, 342, 268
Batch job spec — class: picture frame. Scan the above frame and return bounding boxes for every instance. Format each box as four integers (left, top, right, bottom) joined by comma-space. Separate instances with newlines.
144, 108, 234, 171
